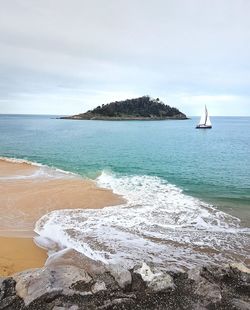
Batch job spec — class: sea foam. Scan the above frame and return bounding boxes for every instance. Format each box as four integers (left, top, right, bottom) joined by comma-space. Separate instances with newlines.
35, 171, 250, 269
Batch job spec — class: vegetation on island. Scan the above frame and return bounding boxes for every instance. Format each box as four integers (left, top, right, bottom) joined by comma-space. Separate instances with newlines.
61, 96, 187, 120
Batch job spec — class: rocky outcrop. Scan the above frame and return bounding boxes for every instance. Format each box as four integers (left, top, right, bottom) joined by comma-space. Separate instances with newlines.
0, 261, 249, 309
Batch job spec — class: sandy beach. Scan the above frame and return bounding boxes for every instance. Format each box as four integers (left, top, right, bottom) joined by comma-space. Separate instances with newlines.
0, 158, 124, 276
0, 236, 47, 276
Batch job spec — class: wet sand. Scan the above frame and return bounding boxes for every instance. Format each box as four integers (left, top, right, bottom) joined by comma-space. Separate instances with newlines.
0, 236, 47, 276
0, 158, 38, 177
0, 158, 124, 276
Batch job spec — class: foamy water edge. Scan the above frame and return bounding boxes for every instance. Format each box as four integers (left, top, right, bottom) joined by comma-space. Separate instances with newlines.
0, 156, 79, 179
34, 170, 250, 269
2, 156, 249, 269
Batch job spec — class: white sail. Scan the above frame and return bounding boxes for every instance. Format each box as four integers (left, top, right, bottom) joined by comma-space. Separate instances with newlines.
198, 108, 206, 125
205, 114, 212, 126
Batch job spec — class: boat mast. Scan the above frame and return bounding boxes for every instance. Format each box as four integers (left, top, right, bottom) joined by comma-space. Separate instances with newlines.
204, 105, 208, 125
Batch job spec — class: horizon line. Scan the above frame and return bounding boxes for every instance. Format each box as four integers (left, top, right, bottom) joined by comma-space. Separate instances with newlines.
0, 113, 250, 117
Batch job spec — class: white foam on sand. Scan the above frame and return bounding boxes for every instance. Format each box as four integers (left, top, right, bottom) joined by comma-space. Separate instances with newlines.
0, 156, 78, 180
35, 171, 250, 269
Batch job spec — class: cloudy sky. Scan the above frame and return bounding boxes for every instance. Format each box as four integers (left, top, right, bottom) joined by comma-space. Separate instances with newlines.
0, 0, 249, 116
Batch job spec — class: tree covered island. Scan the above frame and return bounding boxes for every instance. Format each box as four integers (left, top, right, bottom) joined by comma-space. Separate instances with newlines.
61, 96, 187, 120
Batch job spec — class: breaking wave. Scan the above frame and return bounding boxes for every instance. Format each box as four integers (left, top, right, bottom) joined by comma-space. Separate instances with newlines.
35, 171, 250, 269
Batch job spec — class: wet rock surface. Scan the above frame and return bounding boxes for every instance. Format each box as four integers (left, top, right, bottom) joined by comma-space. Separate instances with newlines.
0, 263, 249, 309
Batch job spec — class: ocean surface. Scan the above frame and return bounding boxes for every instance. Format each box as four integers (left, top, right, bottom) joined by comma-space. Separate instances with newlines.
0, 114, 249, 268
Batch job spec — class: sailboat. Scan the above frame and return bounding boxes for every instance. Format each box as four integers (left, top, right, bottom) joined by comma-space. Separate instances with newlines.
196, 105, 212, 129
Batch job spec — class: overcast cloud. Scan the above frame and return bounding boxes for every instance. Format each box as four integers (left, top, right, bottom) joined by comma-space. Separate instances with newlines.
0, 0, 250, 115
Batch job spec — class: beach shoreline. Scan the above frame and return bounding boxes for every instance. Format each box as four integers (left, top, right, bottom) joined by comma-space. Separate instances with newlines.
1, 156, 249, 277
0, 158, 124, 276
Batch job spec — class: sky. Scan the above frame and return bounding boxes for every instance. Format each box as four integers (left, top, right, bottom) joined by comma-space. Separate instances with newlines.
0, 0, 250, 116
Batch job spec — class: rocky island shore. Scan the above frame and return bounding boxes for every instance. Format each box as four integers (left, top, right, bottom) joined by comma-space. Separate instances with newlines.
1, 251, 249, 310
61, 96, 187, 120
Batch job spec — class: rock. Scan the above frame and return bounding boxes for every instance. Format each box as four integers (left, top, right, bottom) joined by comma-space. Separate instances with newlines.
49, 251, 132, 290
130, 271, 147, 291
100, 297, 135, 309
134, 262, 174, 292
46, 249, 107, 277
52, 306, 79, 310
148, 273, 175, 292
95, 271, 120, 292
134, 262, 155, 282
220, 264, 250, 295
0, 278, 6, 301
165, 266, 186, 278
191, 303, 209, 310
0, 277, 24, 310
108, 264, 132, 289
13, 265, 92, 305
231, 298, 250, 310
91, 281, 107, 293
190, 267, 224, 306
0, 277, 16, 298
230, 263, 250, 274
188, 267, 202, 282
0, 262, 249, 309
194, 279, 222, 305
0, 295, 22, 310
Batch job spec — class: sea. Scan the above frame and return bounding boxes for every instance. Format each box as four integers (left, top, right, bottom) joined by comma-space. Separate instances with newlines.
0, 114, 249, 269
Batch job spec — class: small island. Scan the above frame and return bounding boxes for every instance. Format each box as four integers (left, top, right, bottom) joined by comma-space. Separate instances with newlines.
61, 96, 187, 120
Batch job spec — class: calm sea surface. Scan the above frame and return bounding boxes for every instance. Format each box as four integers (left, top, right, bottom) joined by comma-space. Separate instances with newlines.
1, 114, 250, 268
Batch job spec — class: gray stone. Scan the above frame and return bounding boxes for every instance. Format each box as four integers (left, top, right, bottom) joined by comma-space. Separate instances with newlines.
95, 272, 120, 291
230, 263, 250, 274
91, 281, 107, 293
134, 262, 174, 292
108, 264, 132, 289
231, 298, 250, 310
0, 278, 5, 301
0, 261, 249, 309
130, 271, 147, 291
134, 262, 155, 282
148, 273, 175, 292
13, 265, 92, 305
46, 248, 107, 277
51, 256, 133, 290
0, 295, 23, 310
188, 267, 202, 282
100, 297, 135, 309
0, 277, 16, 299
194, 279, 222, 305
52, 306, 79, 310
165, 265, 186, 276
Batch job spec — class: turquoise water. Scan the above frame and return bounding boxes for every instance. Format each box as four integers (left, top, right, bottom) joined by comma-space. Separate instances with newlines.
1, 115, 249, 217
1, 114, 250, 268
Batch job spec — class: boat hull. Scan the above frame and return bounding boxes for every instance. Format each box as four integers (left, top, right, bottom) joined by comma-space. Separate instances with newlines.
196, 125, 212, 129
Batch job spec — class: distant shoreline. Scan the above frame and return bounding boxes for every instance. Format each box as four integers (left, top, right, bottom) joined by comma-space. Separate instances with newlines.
60, 115, 189, 121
